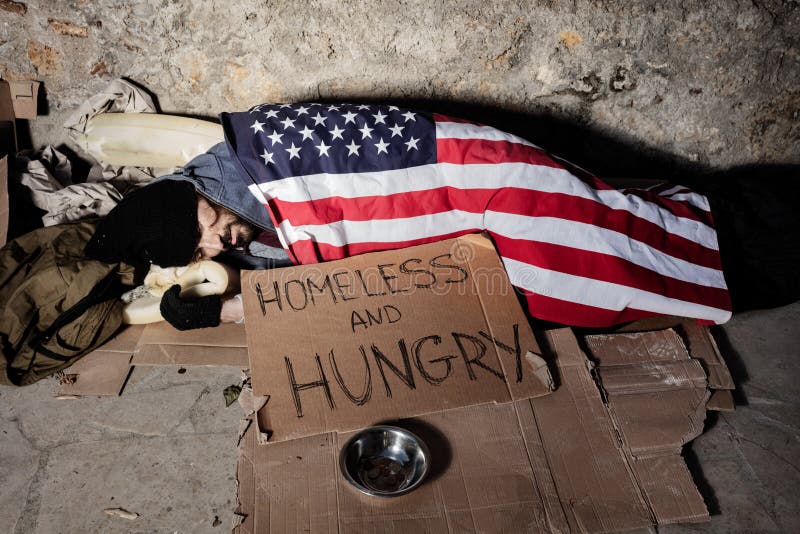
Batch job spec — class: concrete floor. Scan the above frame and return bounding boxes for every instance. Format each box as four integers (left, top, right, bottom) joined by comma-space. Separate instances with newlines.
1, 302, 798, 533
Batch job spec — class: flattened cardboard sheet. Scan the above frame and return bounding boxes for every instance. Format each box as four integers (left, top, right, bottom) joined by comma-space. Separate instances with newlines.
242, 234, 553, 443
133, 322, 249, 367
55, 350, 133, 397
235, 328, 710, 533
95, 324, 146, 353
132, 344, 249, 367
137, 321, 247, 347
54, 325, 145, 396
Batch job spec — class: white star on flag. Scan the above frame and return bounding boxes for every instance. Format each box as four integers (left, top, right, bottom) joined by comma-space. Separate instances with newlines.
342, 111, 358, 124
299, 126, 315, 141
373, 110, 387, 124
250, 120, 265, 133
388, 105, 399, 111
264, 109, 279, 119
329, 125, 345, 140
388, 124, 404, 137
311, 113, 326, 126
359, 124, 374, 139
260, 149, 274, 165
357, 104, 371, 110
316, 140, 331, 157
295, 105, 310, 116
402, 111, 416, 122
267, 131, 283, 145
345, 140, 361, 156
286, 142, 302, 159
375, 138, 390, 155
327, 104, 340, 112
405, 136, 420, 151
280, 117, 295, 130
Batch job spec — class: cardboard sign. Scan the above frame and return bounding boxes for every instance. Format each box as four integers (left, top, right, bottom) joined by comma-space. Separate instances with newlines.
242, 234, 553, 442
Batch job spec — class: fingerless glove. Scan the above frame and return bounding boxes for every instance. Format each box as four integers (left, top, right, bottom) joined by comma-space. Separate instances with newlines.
160, 284, 222, 331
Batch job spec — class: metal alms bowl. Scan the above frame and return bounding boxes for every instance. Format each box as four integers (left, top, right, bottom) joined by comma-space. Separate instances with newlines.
339, 425, 431, 497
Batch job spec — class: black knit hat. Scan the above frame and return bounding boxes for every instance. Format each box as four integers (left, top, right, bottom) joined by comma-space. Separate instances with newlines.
85, 180, 199, 267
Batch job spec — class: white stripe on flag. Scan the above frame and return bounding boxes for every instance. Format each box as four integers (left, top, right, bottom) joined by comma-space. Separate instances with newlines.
667, 192, 711, 211
277, 209, 726, 289
501, 257, 732, 323
253, 162, 719, 250
435, 121, 539, 148
485, 211, 727, 288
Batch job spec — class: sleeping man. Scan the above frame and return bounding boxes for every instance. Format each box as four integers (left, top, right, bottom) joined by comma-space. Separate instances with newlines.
85, 103, 799, 330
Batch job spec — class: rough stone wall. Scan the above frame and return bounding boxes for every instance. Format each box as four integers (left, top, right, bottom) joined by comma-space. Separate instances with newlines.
1, 0, 798, 175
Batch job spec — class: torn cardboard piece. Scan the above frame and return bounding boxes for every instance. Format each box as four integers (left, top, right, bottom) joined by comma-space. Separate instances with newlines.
608, 316, 735, 411
242, 234, 554, 443
131, 322, 249, 367
235, 327, 711, 533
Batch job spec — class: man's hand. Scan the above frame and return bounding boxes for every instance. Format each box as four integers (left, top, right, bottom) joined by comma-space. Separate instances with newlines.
160, 285, 222, 331
220, 295, 245, 324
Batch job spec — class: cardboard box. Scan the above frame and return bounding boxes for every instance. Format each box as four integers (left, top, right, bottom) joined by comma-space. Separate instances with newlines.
6, 80, 40, 120
234, 327, 712, 533
0, 80, 16, 157
241, 234, 554, 442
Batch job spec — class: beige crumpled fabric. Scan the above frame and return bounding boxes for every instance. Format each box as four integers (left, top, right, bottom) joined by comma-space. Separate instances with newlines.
63, 78, 157, 143
18, 146, 123, 226
19, 79, 169, 225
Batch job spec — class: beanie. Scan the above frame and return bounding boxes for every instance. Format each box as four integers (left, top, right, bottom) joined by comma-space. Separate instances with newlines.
85, 180, 199, 267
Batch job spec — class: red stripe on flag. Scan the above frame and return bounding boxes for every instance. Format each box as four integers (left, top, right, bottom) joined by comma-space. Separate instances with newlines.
268, 187, 722, 270
436, 138, 566, 168
522, 291, 663, 327
491, 234, 731, 312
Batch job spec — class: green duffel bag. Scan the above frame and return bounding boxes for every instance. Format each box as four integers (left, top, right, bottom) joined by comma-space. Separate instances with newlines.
0, 220, 134, 386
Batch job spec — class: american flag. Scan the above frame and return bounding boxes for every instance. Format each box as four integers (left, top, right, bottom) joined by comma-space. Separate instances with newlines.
221, 103, 732, 327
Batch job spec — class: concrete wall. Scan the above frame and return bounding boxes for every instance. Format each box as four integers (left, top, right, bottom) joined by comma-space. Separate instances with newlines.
1, 0, 798, 175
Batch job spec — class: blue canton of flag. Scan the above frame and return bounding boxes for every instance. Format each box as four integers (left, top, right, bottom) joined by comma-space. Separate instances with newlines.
222, 103, 436, 182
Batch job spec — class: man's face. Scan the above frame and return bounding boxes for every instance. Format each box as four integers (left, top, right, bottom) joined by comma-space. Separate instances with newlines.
194, 195, 257, 260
